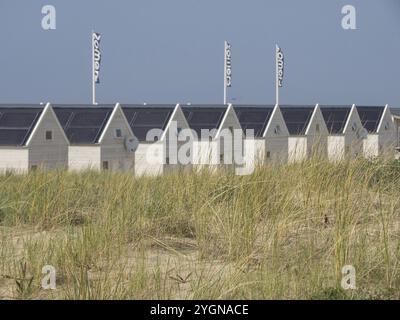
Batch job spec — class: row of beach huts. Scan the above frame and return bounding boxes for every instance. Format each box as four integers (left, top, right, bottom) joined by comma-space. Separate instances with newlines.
0, 103, 398, 175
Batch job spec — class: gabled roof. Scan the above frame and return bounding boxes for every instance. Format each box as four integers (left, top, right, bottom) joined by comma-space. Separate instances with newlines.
53, 105, 114, 144
0, 104, 44, 146
280, 106, 315, 135
182, 105, 227, 138
122, 104, 176, 142
320, 106, 352, 134
233, 105, 275, 138
356, 106, 384, 134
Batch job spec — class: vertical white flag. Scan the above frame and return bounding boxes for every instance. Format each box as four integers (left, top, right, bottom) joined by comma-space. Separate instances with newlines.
225, 41, 232, 88
276, 45, 284, 106
276, 45, 284, 88
93, 32, 101, 84
224, 41, 232, 104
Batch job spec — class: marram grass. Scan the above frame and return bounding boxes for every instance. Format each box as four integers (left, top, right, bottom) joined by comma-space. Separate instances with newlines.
0, 157, 399, 299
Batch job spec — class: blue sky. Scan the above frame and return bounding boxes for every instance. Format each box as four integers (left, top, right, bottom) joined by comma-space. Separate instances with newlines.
0, 0, 399, 106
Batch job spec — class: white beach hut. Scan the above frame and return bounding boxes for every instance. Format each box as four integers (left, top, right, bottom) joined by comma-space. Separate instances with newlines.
122, 104, 191, 176
233, 104, 289, 166
53, 103, 136, 172
0, 103, 69, 173
280, 104, 328, 163
321, 104, 366, 161
181, 104, 242, 170
357, 105, 396, 158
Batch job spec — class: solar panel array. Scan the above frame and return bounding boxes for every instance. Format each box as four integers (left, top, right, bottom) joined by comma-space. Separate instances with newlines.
53, 106, 113, 144
357, 106, 384, 133
280, 106, 314, 135
0, 107, 43, 146
0, 104, 391, 148
122, 105, 175, 141
320, 106, 351, 134
233, 105, 274, 138
182, 105, 227, 139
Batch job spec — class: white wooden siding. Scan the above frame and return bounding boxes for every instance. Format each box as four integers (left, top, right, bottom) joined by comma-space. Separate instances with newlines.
306, 106, 328, 158
265, 136, 288, 163
217, 106, 242, 170
27, 106, 68, 169
99, 106, 135, 172
288, 137, 307, 163
0, 148, 29, 173
363, 134, 379, 158
377, 107, 396, 158
134, 143, 164, 176
68, 146, 101, 170
264, 106, 289, 164
343, 106, 364, 159
327, 136, 345, 161
164, 106, 193, 173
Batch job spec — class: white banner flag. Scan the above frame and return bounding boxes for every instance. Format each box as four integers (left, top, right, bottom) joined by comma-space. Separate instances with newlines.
225, 41, 232, 88
93, 32, 101, 84
276, 46, 284, 88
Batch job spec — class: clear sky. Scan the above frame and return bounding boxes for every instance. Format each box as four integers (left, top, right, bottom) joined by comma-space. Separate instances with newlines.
0, 0, 399, 106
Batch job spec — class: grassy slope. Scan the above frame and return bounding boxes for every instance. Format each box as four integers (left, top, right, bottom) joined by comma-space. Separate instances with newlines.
0, 158, 399, 299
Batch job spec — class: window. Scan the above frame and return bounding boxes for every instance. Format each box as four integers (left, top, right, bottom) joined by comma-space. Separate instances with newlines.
351, 123, 357, 132
274, 125, 281, 135
166, 157, 170, 165
115, 128, 123, 138
102, 161, 109, 170
30, 165, 38, 171
266, 151, 271, 159
45, 131, 52, 141
177, 128, 182, 137
220, 154, 224, 164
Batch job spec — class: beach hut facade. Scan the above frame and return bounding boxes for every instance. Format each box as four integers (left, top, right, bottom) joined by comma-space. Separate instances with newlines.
281, 104, 328, 163
182, 104, 242, 170
357, 105, 396, 158
321, 104, 365, 161
54, 103, 135, 171
0, 103, 69, 172
233, 104, 289, 165
122, 104, 190, 176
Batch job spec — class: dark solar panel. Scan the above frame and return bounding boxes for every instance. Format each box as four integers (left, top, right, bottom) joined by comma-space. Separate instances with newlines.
233, 106, 274, 137
357, 106, 384, 133
53, 106, 113, 144
280, 106, 314, 135
320, 107, 351, 134
0, 112, 38, 127
132, 110, 172, 125
55, 111, 73, 127
122, 106, 175, 142
70, 111, 111, 127
0, 129, 30, 145
66, 128, 102, 144
0, 107, 43, 145
182, 106, 227, 139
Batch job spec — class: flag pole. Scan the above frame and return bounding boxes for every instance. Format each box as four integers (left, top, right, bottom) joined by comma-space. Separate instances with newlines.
223, 41, 227, 105
92, 31, 96, 105
275, 44, 279, 107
